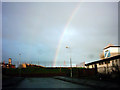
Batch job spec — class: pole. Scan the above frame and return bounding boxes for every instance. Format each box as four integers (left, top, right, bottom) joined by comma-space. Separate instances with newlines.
60, 64, 61, 72
70, 57, 72, 77
19, 53, 21, 77
66, 46, 72, 77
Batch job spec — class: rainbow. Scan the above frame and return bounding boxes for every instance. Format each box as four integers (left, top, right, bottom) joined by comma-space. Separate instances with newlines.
53, 3, 80, 67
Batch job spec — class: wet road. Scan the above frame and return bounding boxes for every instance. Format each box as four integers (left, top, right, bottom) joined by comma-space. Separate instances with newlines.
14, 77, 91, 88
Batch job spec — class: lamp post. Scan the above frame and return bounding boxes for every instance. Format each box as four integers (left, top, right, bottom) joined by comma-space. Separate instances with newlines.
66, 46, 72, 77
19, 53, 21, 77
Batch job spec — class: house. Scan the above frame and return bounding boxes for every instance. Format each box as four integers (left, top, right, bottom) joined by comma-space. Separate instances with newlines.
85, 44, 120, 74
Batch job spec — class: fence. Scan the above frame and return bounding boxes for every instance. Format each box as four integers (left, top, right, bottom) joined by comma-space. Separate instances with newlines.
72, 68, 96, 78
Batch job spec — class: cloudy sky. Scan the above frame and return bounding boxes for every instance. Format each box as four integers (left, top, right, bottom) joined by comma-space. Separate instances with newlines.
2, 2, 118, 67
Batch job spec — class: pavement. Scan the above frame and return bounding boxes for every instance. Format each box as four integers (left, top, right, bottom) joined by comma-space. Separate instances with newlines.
54, 76, 120, 88
2, 76, 25, 87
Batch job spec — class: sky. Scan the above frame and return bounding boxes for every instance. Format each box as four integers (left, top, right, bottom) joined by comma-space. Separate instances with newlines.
2, 2, 118, 67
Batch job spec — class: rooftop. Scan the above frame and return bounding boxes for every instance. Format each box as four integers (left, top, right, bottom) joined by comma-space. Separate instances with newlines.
85, 54, 120, 66
103, 44, 120, 50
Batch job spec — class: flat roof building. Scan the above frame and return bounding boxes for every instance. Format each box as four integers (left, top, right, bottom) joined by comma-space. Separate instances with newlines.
85, 44, 120, 74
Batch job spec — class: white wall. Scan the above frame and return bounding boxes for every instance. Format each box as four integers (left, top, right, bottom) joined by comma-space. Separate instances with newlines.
104, 47, 120, 58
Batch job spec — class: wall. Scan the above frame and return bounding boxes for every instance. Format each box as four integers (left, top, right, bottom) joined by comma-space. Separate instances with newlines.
87, 58, 120, 74
104, 47, 120, 58
97, 58, 120, 74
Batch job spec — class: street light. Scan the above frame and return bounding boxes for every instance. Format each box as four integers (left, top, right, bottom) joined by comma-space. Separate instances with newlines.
66, 46, 72, 77
19, 53, 21, 77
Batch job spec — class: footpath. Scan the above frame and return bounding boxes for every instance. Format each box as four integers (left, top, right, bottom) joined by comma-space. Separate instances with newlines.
54, 76, 120, 88
2, 76, 24, 87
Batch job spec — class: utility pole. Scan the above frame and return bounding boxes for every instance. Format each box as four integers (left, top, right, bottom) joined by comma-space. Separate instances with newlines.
70, 57, 72, 77
66, 46, 72, 77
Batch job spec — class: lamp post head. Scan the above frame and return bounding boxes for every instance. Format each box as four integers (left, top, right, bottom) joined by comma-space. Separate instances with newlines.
66, 46, 69, 48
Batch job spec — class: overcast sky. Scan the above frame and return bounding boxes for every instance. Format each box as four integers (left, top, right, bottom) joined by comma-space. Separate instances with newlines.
2, 2, 118, 67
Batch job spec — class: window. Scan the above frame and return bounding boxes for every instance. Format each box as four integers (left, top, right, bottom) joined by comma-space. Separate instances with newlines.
112, 60, 114, 66
115, 60, 118, 64
99, 62, 100, 65
105, 61, 107, 64
99, 62, 103, 65
92, 65, 94, 68
119, 59, 120, 65
105, 61, 110, 64
104, 50, 111, 58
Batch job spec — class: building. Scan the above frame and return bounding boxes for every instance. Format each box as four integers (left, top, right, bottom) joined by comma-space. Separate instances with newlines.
2, 62, 16, 68
8, 58, 12, 65
76, 62, 85, 68
21, 63, 27, 68
18, 63, 45, 68
85, 44, 120, 74
2, 58, 16, 68
103, 44, 120, 58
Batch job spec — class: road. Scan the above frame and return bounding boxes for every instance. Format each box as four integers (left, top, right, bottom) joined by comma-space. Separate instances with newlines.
11, 77, 92, 88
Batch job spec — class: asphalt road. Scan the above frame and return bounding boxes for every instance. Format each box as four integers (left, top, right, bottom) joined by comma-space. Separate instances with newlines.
12, 77, 92, 88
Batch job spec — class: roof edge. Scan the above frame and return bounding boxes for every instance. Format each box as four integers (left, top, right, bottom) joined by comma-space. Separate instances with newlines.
103, 46, 120, 50
85, 54, 120, 66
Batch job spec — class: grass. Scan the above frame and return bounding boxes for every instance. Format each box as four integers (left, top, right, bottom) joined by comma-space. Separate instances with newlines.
2, 67, 91, 77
